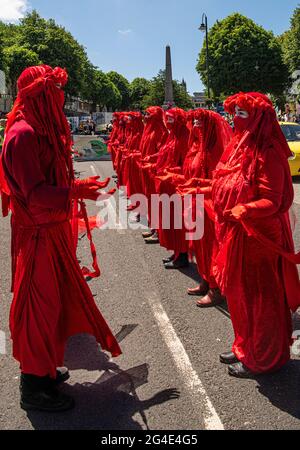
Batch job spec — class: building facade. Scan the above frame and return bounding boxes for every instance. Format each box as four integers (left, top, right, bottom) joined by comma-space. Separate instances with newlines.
191, 92, 207, 109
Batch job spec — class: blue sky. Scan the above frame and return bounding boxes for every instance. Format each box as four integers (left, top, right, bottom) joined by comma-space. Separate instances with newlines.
1, 0, 299, 93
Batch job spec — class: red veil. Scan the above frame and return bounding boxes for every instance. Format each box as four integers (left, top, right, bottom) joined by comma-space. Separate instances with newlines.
140, 107, 168, 159
180, 108, 233, 184
122, 112, 144, 196
108, 112, 121, 155
155, 108, 189, 173
118, 112, 144, 190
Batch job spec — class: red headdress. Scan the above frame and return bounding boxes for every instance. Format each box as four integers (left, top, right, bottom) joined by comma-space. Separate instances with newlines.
186, 109, 233, 180
156, 108, 189, 172
5, 65, 73, 187
127, 112, 144, 150
221, 92, 293, 212
0, 65, 73, 216
109, 112, 121, 143
139, 107, 167, 159
165, 107, 187, 134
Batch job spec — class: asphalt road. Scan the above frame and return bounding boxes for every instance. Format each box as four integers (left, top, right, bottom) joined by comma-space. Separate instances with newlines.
0, 159, 300, 430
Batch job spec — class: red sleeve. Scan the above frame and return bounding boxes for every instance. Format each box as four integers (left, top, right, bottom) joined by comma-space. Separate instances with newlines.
244, 147, 284, 219
7, 127, 70, 210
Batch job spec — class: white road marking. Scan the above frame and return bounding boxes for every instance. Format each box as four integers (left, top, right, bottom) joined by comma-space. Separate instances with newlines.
86, 161, 224, 429
125, 217, 225, 430
146, 290, 224, 431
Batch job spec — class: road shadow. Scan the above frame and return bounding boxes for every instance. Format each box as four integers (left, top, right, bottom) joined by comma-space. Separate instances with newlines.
255, 360, 300, 420
178, 261, 201, 284
24, 328, 180, 430
25, 366, 180, 430
64, 325, 138, 372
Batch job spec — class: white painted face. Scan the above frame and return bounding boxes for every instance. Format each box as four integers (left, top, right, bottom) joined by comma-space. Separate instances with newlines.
193, 119, 202, 127
235, 105, 249, 119
166, 115, 175, 124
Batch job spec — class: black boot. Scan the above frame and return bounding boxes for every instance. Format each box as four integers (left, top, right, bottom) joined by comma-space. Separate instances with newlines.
144, 231, 159, 244
164, 253, 189, 269
220, 352, 239, 365
55, 367, 70, 385
228, 363, 255, 379
20, 373, 75, 412
162, 254, 175, 264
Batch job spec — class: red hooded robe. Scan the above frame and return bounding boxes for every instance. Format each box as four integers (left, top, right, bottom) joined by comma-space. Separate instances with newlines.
0, 65, 121, 379
212, 92, 300, 374
177, 109, 233, 286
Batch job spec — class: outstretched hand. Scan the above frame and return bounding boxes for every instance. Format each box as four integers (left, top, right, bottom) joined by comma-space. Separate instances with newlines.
78, 176, 111, 189
71, 179, 116, 202
224, 204, 248, 221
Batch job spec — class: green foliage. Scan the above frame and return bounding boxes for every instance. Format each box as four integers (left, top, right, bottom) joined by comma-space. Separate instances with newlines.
197, 13, 289, 97
17, 11, 91, 97
281, 7, 300, 74
4, 45, 40, 96
130, 77, 152, 110
107, 71, 131, 109
142, 70, 193, 110
86, 68, 122, 111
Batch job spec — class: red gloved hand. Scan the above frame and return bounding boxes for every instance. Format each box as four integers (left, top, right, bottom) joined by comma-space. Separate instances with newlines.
71, 184, 116, 202
71, 183, 102, 201
77, 176, 111, 189
100, 188, 116, 200
224, 204, 248, 221
197, 186, 212, 196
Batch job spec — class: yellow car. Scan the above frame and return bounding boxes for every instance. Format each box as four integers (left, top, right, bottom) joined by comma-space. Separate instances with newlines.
280, 122, 300, 176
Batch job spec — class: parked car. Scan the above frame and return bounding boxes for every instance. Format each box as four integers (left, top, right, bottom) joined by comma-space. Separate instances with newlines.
280, 122, 300, 176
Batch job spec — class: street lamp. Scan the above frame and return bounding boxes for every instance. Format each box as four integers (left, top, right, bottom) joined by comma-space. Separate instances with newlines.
199, 13, 211, 101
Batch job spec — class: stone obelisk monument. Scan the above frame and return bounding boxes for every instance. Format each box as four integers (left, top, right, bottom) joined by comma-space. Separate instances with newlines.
164, 45, 174, 108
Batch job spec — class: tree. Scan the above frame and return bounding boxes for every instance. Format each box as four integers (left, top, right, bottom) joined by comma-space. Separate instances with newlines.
17, 11, 92, 97
107, 71, 131, 109
281, 7, 300, 74
86, 68, 122, 111
4, 45, 40, 97
197, 13, 289, 98
0, 34, 5, 73
130, 77, 152, 110
142, 71, 193, 110
0, 21, 21, 48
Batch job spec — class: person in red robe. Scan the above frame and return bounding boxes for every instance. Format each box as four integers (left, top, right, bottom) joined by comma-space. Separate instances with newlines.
121, 112, 144, 201
142, 108, 189, 247
211, 92, 300, 378
107, 112, 121, 166
139, 107, 168, 239
176, 109, 232, 303
0, 65, 121, 412
115, 113, 133, 187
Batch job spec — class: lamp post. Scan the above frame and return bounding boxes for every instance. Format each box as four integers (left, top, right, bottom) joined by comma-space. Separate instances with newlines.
199, 13, 211, 102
